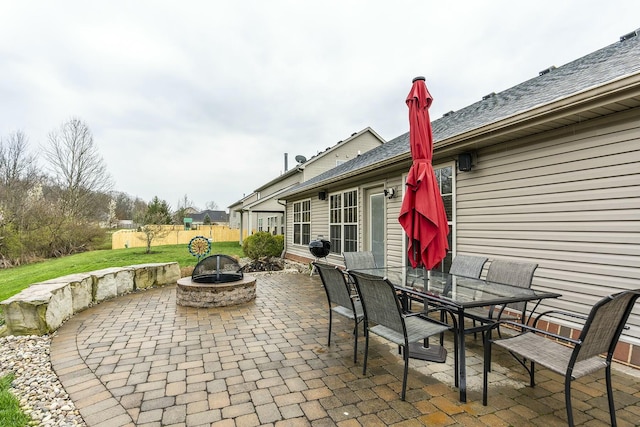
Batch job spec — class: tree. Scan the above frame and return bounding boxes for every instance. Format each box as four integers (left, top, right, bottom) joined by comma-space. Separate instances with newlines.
107, 198, 117, 228
111, 191, 135, 220
173, 194, 194, 225
131, 197, 148, 227
205, 201, 219, 210
0, 130, 40, 224
137, 196, 172, 253
0, 131, 46, 264
43, 117, 113, 221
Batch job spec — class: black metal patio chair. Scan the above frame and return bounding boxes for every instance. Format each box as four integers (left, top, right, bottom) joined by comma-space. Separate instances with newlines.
464, 259, 538, 338
343, 251, 377, 270
433, 254, 489, 343
313, 262, 364, 363
483, 288, 640, 427
349, 271, 458, 400
449, 254, 488, 279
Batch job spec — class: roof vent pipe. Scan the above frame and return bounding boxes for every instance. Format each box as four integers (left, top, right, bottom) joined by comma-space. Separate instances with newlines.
539, 66, 556, 76
620, 30, 638, 42
482, 92, 496, 100
284, 153, 288, 172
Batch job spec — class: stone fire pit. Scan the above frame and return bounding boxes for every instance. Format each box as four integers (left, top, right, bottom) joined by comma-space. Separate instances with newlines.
176, 275, 256, 307
176, 254, 256, 307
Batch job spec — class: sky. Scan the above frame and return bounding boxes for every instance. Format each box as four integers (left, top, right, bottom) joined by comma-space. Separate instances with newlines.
1, 1, 639, 212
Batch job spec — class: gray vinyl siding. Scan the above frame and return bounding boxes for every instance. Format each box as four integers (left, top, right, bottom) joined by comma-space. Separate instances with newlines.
285, 196, 343, 264
455, 108, 640, 344
302, 131, 383, 179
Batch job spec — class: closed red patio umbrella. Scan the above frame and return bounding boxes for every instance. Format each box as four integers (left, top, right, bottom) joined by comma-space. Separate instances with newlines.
399, 76, 449, 269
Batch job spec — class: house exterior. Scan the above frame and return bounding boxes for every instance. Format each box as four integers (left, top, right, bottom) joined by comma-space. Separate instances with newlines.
279, 30, 640, 366
186, 209, 229, 227
228, 127, 385, 242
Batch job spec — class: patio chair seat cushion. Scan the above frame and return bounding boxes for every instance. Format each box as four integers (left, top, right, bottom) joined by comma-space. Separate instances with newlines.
494, 332, 608, 378
332, 299, 364, 320
370, 315, 450, 346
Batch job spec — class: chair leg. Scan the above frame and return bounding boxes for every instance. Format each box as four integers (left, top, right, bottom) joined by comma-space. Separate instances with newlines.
401, 345, 409, 401
363, 322, 369, 376
482, 335, 491, 405
439, 310, 447, 346
530, 361, 536, 387
565, 374, 575, 427
327, 311, 332, 346
605, 363, 617, 427
453, 329, 459, 388
353, 319, 359, 363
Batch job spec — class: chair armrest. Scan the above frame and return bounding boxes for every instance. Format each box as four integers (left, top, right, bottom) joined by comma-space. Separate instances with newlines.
531, 309, 588, 328
491, 320, 580, 346
403, 312, 452, 329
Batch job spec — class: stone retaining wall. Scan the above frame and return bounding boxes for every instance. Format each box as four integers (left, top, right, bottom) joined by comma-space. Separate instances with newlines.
0, 262, 181, 336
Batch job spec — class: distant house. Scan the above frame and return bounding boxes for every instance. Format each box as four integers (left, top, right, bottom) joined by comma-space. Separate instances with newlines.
187, 210, 229, 226
183, 207, 199, 216
228, 127, 385, 242
117, 219, 135, 229
279, 30, 640, 366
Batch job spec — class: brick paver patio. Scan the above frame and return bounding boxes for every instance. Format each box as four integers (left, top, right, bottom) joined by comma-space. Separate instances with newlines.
51, 272, 640, 426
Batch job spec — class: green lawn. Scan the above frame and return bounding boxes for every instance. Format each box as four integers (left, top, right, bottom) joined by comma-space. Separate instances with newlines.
0, 242, 244, 307
0, 374, 31, 427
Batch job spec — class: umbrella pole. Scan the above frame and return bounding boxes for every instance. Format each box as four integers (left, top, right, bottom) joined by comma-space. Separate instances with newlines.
407, 255, 448, 363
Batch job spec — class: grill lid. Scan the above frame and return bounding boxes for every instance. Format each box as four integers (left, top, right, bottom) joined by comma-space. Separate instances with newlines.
309, 239, 331, 258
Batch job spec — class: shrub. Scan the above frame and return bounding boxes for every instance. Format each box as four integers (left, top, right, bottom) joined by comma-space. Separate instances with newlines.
242, 232, 283, 260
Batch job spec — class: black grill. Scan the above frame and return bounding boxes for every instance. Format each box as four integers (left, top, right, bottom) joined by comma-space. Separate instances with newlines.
309, 239, 331, 259
192, 254, 243, 283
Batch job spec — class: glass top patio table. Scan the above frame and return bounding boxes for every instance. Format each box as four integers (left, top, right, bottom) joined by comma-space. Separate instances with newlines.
350, 266, 557, 308
347, 265, 561, 402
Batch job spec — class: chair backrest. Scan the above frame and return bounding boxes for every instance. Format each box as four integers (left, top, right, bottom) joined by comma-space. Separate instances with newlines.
575, 289, 640, 363
486, 259, 538, 288
313, 262, 354, 310
343, 251, 377, 270
350, 272, 404, 335
486, 259, 538, 313
449, 255, 488, 279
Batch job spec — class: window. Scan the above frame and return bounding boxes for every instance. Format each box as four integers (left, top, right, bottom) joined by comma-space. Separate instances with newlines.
329, 189, 358, 254
293, 200, 311, 245
258, 218, 263, 232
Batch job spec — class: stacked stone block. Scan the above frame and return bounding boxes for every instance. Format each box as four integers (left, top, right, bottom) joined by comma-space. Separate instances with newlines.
0, 262, 180, 336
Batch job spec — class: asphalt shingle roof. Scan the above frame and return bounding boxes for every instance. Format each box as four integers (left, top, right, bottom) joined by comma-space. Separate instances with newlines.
187, 210, 229, 222
282, 30, 640, 197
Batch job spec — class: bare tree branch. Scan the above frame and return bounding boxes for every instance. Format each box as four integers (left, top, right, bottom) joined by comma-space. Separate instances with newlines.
43, 117, 113, 219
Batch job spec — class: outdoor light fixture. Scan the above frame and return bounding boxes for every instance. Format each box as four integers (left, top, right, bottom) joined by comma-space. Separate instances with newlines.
458, 152, 474, 172
384, 188, 396, 199
318, 190, 327, 200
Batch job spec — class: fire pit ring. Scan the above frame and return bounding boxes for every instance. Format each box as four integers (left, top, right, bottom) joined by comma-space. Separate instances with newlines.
176, 254, 256, 307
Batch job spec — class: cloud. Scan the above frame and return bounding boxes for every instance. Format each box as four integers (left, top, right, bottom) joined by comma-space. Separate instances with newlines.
1, 0, 639, 209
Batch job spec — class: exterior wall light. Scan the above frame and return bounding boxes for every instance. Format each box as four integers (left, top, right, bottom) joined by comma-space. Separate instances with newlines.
384, 188, 396, 199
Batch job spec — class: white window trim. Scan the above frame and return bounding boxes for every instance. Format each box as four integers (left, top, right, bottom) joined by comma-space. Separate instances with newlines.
328, 187, 359, 255
293, 199, 311, 246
